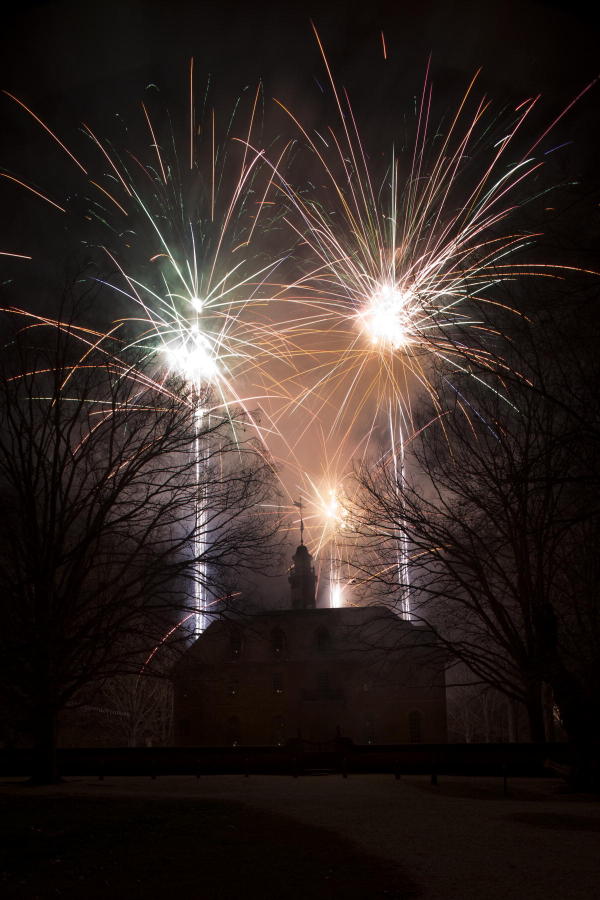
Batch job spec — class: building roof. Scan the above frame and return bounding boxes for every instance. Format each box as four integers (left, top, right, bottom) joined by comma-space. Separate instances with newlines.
173, 603, 438, 673
173, 543, 440, 673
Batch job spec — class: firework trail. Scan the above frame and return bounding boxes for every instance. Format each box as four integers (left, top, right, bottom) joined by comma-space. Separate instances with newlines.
1, 63, 295, 632
263, 27, 597, 613
2, 44, 596, 620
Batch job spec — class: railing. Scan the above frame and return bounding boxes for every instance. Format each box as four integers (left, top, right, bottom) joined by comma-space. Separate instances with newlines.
0, 740, 583, 781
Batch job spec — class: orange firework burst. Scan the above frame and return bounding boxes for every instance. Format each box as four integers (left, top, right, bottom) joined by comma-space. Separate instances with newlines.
266, 27, 597, 462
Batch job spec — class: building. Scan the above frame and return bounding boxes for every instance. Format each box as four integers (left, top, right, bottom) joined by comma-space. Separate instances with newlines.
172, 543, 447, 746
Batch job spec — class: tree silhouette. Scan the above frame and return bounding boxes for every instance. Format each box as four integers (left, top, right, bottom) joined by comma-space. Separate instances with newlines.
0, 315, 280, 781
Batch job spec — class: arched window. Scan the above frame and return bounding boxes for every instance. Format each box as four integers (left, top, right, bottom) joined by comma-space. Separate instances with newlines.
272, 715, 285, 746
317, 671, 330, 694
315, 626, 332, 652
226, 715, 241, 746
409, 710, 422, 743
271, 627, 287, 657
179, 718, 191, 738
229, 627, 243, 660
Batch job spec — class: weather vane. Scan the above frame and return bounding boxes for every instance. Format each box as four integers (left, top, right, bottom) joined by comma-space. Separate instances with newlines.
293, 499, 304, 545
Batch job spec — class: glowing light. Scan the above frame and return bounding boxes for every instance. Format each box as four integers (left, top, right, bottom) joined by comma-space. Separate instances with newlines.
321, 488, 348, 530
306, 483, 350, 609
330, 582, 343, 608
162, 326, 219, 385
358, 283, 417, 350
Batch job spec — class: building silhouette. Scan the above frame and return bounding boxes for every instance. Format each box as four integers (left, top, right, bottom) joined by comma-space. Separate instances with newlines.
172, 542, 447, 745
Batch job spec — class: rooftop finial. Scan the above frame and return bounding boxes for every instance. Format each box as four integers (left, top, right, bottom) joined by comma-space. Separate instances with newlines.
293, 498, 304, 545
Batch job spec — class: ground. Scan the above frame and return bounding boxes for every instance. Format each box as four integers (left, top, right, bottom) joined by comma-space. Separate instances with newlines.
1, 774, 599, 898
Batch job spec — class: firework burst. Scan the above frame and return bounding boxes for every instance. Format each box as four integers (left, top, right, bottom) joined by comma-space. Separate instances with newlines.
268, 30, 596, 454
1, 63, 296, 631
261, 29, 597, 612
2, 43, 596, 618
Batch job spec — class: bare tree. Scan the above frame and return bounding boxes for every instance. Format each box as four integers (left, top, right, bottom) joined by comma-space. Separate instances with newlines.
0, 317, 280, 781
351, 340, 600, 762
446, 679, 515, 744
97, 675, 174, 747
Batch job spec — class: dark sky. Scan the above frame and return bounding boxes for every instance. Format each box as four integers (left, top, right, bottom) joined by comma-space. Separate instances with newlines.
2, 0, 598, 103
2, 0, 598, 270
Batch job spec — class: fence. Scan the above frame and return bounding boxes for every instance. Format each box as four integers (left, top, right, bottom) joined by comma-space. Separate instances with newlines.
0, 740, 581, 780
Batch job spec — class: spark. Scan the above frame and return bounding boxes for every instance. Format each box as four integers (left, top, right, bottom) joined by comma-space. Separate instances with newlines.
2, 43, 596, 628
0, 250, 32, 259
1, 70, 292, 638
262, 31, 597, 616
357, 283, 418, 350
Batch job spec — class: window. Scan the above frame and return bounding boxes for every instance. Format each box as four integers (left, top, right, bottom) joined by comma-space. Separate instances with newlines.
273, 672, 284, 694
271, 627, 287, 657
229, 627, 243, 660
317, 671, 330, 694
315, 627, 332, 652
179, 718, 191, 738
272, 715, 285, 746
226, 715, 241, 746
409, 710, 422, 743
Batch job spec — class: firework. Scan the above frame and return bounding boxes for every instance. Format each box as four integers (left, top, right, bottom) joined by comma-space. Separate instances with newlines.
2, 43, 596, 622
1, 64, 293, 633
263, 29, 596, 613
287, 472, 353, 608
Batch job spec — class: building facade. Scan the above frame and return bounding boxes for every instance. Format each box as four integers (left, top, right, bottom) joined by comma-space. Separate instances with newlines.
172, 544, 447, 746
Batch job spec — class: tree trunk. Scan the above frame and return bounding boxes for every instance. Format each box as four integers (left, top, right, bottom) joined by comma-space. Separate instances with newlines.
32, 706, 59, 784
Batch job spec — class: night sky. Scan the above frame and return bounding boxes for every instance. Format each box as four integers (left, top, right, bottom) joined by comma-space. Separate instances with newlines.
1, 0, 599, 602
2, 0, 597, 283
2, 1, 598, 101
